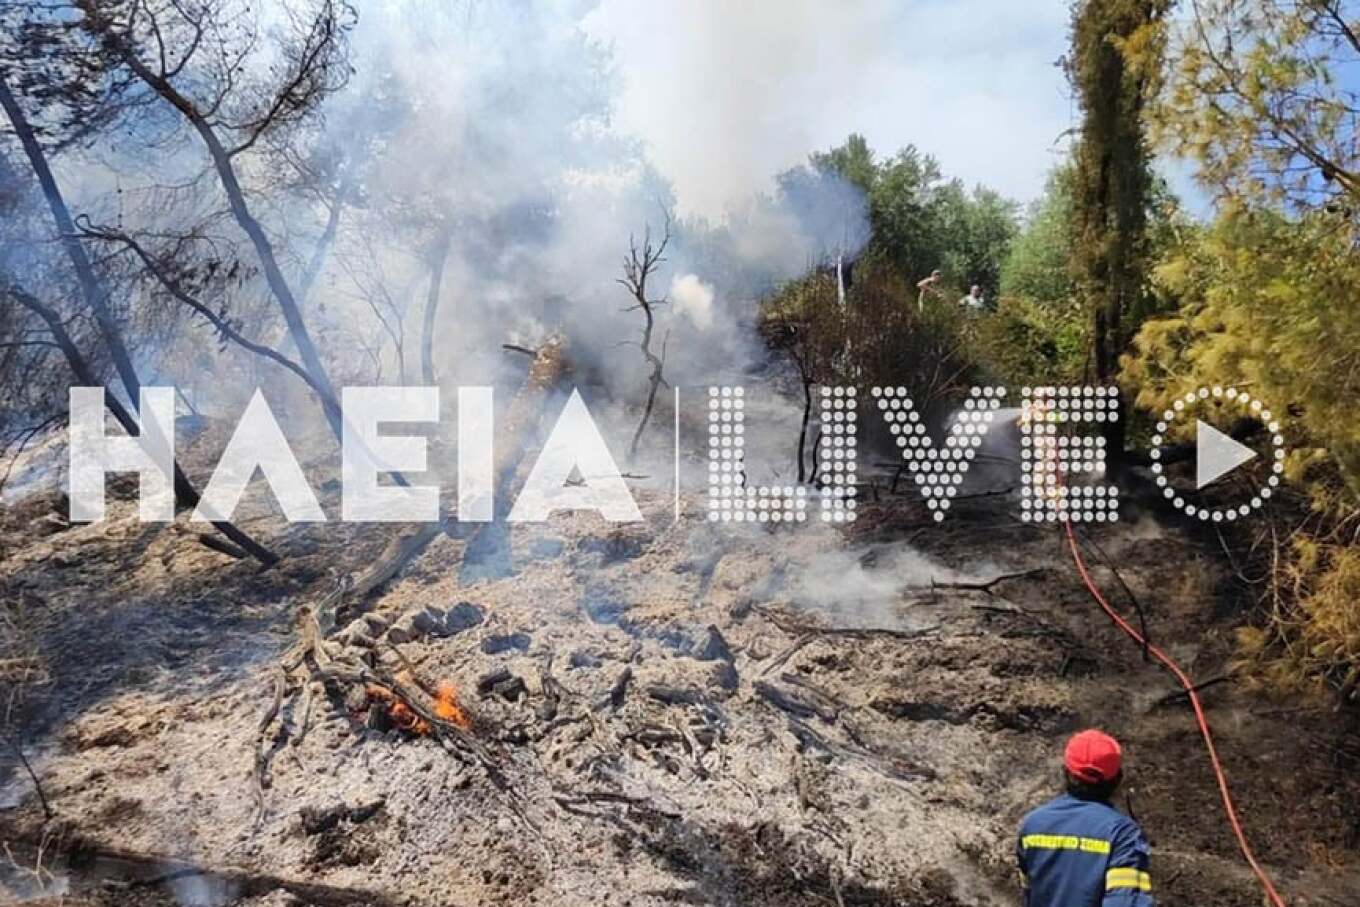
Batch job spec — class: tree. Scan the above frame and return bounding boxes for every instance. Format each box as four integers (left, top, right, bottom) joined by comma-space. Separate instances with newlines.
619, 221, 671, 461
759, 272, 846, 482
1138, 1, 1360, 704
1002, 167, 1079, 306
0, 64, 277, 564
71, 0, 355, 440
799, 134, 1019, 294
1155, 0, 1360, 213
1123, 205, 1360, 700
761, 257, 983, 486
1068, 0, 1168, 475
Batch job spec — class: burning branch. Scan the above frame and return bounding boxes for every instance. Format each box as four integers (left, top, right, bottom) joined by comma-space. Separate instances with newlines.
365, 678, 471, 735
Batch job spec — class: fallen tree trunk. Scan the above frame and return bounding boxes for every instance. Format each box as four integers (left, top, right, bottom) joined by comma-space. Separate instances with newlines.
1, 833, 406, 907
343, 335, 572, 600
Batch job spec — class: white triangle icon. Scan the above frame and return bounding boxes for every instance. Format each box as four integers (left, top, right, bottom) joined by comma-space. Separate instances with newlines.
1196, 420, 1256, 489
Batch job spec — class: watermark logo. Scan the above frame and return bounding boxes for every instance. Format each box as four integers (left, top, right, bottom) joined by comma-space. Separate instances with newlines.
68, 382, 1284, 528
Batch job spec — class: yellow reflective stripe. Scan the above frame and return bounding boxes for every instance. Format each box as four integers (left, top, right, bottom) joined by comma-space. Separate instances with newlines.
1106, 868, 1152, 891
1021, 834, 1112, 855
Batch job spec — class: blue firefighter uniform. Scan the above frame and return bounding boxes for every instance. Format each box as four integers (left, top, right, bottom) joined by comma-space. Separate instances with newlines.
1017, 793, 1154, 906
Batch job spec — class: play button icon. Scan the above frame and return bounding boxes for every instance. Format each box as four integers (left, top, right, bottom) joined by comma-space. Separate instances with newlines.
1196, 420, 1257, 490
1150, 386, 1287, 523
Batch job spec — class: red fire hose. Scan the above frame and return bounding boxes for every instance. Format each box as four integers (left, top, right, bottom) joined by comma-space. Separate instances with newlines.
1062, 518, 1288, 907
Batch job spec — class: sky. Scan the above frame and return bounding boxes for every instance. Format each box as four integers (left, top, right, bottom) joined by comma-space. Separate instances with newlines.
583, 0, 1079, 220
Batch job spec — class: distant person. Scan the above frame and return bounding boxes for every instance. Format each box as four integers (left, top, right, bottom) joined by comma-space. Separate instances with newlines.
1017, 730, 1155, 906
959, 284, 984, 311
915, 270, 944, 312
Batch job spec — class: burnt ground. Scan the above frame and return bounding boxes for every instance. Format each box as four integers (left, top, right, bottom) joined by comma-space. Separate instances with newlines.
2, 431, 1360, 906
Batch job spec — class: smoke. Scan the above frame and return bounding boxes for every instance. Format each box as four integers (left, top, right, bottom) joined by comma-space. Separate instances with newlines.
585, 0, 1073, 218
297, 0, 874, 476
335, 3, 869, 341
5, 0, 879, 495
784, 544, 965, 631
669, 274, 715, 330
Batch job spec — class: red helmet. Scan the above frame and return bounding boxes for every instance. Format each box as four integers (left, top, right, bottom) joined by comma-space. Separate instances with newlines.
1065, 729, 1123, 783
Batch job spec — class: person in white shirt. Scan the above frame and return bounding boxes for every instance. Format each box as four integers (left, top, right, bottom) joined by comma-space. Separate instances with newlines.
960, 285, 985, 311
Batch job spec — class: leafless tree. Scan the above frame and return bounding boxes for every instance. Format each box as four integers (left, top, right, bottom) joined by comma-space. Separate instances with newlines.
759, 272, 844, 483
338, 231, 414, 384
618, 219, 672, 461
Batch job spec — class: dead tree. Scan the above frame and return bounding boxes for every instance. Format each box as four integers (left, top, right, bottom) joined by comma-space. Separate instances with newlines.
617, 220, 671, 461
421, 226, 453, 387
758, 273, 843, 483
338, 230, 413, 384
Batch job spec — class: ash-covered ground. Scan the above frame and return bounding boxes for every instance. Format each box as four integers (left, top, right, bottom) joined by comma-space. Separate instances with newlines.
2, 425, 1359, 907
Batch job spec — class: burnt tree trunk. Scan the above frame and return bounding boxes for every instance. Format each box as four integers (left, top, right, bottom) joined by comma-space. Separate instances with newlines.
0, 74, 141, 404
619, 224, 671, 462
421, 228, 452, 387
797, 378, 813, 484
628, 304, 666, 462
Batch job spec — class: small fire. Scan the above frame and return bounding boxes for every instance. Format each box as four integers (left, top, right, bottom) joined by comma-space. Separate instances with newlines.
364, 678, 471, 735
434, 680, 471, 730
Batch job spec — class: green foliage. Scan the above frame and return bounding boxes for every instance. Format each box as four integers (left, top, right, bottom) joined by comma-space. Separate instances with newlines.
1001, 167, 1077, 305
1124, 206, 1360, 697
976, 167, 1089, 386
1148, 1, 1360, 701
1153, 0, 1360, 212
976, 295, 1090, 387
1068, 0, 1168, 468
797, 134, 1019, 298
1069, 0, 1167, 357
1124, 206, 1360, 500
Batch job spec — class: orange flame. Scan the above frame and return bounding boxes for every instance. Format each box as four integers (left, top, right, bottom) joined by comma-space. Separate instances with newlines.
434, 681, 471, 730
364, 679, 470, 735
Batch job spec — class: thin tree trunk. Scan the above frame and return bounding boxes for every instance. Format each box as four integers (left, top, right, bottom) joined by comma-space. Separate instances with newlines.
298, 188, 346, 305
796, 378, 812, 484
272, 188, 345, 359
7, 285, 279, 567
628, 306, 665, 461
421, 229, 452, 387
0, 73, 141, 405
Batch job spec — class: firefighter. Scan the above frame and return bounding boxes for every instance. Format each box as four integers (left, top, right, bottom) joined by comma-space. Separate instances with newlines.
1017, 730, 1155, 906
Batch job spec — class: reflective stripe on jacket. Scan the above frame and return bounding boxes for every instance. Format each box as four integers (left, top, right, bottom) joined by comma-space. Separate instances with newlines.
1017, 794, 1155, 907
